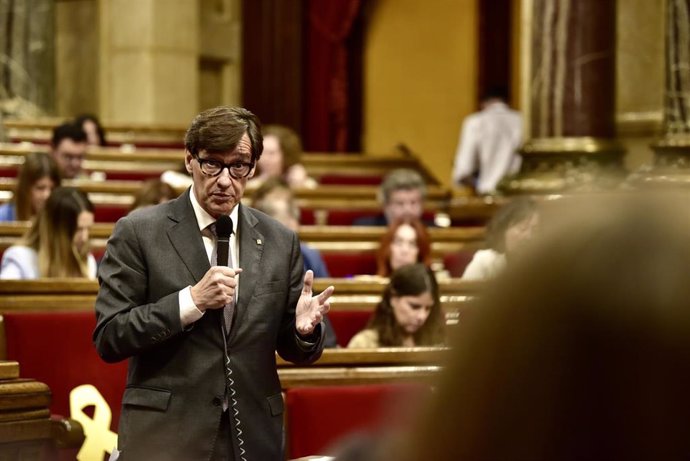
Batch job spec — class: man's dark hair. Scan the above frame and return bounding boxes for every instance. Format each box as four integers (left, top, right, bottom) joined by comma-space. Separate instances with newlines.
481, 86, 509, 103
51, 122, 87, 148
184, 106, 263, 163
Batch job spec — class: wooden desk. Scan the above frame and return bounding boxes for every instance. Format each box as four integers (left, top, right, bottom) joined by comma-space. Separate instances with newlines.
0, 278, 482, 316
0, 142, 440, 185
278, 348, 447, 387
0, 360, 73, 458
0, 223, 485, 259
3, 120, 186, 147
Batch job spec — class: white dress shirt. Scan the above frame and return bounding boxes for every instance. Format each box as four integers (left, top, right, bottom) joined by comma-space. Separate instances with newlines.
452, 102, 523, 194
178, 189, 239, 327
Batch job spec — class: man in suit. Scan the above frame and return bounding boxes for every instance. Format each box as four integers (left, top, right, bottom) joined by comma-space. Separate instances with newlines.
93, 106, 334, 461
353, 168, 431, 227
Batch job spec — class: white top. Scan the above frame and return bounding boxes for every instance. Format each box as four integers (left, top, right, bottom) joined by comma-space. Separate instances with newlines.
461, 249, 507, 281
452, 102, 522, 194
0, 245, 97, 280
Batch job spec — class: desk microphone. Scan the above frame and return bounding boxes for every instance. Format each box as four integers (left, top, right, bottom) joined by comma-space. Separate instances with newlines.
215, 215, 233, 267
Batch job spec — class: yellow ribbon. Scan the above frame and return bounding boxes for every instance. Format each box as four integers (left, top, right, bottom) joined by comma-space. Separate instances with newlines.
70, 384, 118, 461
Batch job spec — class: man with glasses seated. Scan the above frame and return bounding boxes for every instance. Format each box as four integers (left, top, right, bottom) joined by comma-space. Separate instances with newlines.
94, 106, 334, 461
51, 122, 88, 180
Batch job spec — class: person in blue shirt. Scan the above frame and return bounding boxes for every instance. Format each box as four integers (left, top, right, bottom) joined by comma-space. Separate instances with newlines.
0, 152, 61, 222
251, 177, 331, 278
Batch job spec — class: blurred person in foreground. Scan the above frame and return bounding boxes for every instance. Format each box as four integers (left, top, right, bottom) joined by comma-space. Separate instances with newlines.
348, 263, 445, 348
377, 192, 690, 460
0, 152, 61, 222
0, 187, 95, 279
461, 196, 538, 281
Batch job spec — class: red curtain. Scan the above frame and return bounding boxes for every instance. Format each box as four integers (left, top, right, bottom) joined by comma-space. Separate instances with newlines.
304, 0, 363, 152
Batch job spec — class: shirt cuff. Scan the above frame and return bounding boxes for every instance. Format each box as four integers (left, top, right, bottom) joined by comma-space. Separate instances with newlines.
179, 286, 204, 327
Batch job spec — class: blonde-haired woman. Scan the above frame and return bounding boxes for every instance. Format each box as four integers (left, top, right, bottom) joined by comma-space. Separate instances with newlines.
0, 187, 96, 279
0, 152, 61, 222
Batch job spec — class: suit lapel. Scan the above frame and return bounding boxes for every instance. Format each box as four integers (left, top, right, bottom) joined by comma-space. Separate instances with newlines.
166, 189, 209, 283
236, 205, 264, 321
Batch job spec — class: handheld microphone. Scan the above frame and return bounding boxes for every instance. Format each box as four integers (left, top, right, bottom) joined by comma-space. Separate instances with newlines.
215, 215, 233, 267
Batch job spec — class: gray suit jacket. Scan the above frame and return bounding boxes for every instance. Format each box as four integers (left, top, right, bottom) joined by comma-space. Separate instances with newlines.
93, 189, 324, 460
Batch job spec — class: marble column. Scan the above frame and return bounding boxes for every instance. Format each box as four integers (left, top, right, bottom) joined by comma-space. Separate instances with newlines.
630, 0, 690, 186
99, 0, 199, 124
505, 0, 625, 194
0, 0, 55, 117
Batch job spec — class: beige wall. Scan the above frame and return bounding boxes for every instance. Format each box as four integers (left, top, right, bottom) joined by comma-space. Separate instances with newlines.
363, 0, 478, 186
54, 0, 241, 124
99, 0, 199, 124
199, 0, 242, 111
55, 0, 99, 117
615, 0, 665, 170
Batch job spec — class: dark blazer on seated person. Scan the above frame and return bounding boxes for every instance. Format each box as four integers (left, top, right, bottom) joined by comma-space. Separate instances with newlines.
93, 189, 325, 461
353, 214, 436, 227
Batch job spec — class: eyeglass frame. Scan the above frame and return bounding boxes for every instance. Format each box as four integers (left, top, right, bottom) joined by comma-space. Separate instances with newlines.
192, 154, 255, 179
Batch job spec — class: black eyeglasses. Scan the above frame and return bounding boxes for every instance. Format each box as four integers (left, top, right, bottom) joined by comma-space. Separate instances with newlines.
194, 156, 255, 179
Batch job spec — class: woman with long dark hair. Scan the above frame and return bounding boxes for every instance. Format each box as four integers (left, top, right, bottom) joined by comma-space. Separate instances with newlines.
0, 187, 96, 279
348, 263, 445, 348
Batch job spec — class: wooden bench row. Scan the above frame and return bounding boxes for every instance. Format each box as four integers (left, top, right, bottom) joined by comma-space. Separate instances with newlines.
4, 119, 187, 148
0, 278, 482, 315
0, 223, 485, 278
0, 142, 441, 185
0, 360, 75, 457
0, 177, 502, 226
0, 277, 480, 346
0, 308, 450, 459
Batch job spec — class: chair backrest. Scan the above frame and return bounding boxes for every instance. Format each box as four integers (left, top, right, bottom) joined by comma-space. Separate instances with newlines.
2, 311, 127, 431
285, 382, 429, 459
327, 311, 372, 347
93, 204, 129, 223
321, 252, 378, 277
443, 249, 477, 278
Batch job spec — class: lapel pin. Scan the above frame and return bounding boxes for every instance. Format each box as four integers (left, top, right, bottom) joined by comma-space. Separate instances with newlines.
256, 239, 262, 245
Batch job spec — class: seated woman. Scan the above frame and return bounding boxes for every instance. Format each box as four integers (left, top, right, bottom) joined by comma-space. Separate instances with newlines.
376, 219, 431, 277
0, 152, 61, 222
347, 263, 445, 348
249, 124, 317, 189
75, 113, 107, 146
461, 196, 538, 281
0, 187, 97, 279
129, 178, 178, 212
